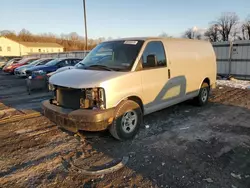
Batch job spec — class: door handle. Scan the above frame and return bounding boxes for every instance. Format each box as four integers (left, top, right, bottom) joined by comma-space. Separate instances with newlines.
168, 69, 171, 79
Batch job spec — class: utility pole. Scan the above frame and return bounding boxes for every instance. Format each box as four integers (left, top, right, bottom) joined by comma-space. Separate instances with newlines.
83, 0, 88, 51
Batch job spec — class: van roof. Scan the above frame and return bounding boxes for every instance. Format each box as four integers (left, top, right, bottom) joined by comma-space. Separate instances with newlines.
108, 37, 206, 42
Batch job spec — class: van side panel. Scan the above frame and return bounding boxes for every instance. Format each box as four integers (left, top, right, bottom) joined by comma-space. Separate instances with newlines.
163, 39, 216, 95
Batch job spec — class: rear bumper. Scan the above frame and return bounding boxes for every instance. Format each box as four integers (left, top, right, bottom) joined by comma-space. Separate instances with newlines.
42, 100, 115, 132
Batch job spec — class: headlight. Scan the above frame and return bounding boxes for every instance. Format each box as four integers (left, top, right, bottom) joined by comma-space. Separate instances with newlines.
48, 83, 55, 91
80, 88, 105, 109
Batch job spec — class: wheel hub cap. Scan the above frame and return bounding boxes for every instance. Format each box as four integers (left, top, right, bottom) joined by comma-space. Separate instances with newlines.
201, 88, 208, 102
121, 110, 137, 133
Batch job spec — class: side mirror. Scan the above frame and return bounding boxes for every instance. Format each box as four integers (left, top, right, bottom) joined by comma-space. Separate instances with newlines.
146, 54, 157, 67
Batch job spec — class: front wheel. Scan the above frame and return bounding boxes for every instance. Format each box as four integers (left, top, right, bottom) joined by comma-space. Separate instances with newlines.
109, 100, 142, 141
193, 82, 210, 106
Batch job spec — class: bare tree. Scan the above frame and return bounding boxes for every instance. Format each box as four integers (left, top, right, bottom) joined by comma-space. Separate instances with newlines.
214, 12, 239, 41
242, 15, 250, 40
183, 28, 201, 39
159, 32, 172, 38
107, 37, 113, 41
18, 29, 33, 41
184, 28, 193, 39
69, 32, 79, 41
204, 24, 220, 42
0, 30, 18, 41
1, 29, 99, 51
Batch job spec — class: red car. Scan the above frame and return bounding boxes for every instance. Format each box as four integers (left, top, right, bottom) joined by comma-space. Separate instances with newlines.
3, 57, 39, 74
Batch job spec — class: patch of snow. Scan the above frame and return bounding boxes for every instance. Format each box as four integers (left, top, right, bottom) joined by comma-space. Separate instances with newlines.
231, 172, 242, 180
216, 80, 250, 90
203, 178, 213, 183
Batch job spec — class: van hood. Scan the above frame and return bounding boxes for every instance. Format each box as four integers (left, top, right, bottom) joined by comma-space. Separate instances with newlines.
49, 69, 128, 88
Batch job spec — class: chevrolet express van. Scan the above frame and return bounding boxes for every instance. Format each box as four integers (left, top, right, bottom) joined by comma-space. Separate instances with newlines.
43, 37, 216, 140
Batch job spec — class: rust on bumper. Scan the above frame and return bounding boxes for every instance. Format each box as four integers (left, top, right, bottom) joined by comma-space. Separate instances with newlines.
42, 100, 114, 132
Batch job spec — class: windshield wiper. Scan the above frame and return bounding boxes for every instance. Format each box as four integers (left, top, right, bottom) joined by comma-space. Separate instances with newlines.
86, 64, 114, 71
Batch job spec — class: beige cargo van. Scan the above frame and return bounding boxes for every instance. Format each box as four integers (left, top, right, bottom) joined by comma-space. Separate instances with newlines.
43, 37, 216, 140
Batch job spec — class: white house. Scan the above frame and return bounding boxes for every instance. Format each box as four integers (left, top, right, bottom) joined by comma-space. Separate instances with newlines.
0, 36, 64, 56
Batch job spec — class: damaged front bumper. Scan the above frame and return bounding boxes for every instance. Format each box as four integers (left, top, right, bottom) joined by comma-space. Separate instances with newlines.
42, 100, 115, 133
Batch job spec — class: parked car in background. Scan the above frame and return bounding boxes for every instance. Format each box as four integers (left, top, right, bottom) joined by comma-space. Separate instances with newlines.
0, 56, 21, 69
3, 57, 39, 74
14, 58, 54, 77
1, 57, 22, 69
46, 59, 86, 78
47, 66, 75, 78
44, 37, 216, 140
26, 58, 82, 78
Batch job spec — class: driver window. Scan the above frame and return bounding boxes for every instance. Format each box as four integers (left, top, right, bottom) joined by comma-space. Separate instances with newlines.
141, 41, 167, 69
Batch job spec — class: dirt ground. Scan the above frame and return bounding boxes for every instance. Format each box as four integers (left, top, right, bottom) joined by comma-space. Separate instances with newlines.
0, 72, 250, 188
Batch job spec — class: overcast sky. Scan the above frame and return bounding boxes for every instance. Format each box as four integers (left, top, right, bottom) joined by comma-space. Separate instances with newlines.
1, 0, 249, 39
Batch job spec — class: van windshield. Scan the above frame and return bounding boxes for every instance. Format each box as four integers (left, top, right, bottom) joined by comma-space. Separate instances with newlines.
77, 40, 144, 71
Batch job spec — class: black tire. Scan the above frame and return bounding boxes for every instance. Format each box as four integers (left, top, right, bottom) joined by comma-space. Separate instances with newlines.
109, 100, 142, 141
193, 82, 210, 106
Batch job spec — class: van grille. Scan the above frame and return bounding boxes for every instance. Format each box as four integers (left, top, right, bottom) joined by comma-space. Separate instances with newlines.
56, 87, 83, 109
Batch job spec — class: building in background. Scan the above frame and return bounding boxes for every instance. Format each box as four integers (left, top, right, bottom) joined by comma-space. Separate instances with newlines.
212, 40, 250, 79
0, 36, 64, 56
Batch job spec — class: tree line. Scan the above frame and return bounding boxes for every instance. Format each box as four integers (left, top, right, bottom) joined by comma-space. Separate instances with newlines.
0, 29, 104, 51
183, 12, 250, 42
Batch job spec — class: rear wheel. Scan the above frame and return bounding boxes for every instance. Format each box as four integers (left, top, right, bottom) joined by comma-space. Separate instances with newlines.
109, 100, 142, 141
193, 82, 210, 106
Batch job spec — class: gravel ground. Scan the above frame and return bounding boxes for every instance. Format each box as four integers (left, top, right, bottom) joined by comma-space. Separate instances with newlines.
0, 72, 250, 188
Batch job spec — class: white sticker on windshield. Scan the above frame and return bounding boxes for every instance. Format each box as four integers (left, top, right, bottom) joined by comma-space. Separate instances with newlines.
124, 41, 138, 45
